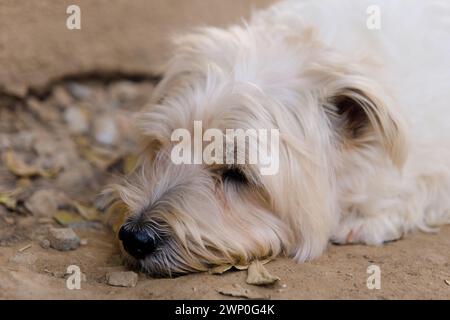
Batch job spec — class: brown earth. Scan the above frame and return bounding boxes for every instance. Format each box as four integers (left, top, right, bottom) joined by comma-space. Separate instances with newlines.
1, 224, 450, 299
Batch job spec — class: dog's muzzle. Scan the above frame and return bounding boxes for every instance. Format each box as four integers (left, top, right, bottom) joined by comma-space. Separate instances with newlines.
118, 225, 159, 259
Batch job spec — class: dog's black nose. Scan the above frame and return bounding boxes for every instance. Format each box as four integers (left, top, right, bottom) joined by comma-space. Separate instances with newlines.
118, 225, 157, 259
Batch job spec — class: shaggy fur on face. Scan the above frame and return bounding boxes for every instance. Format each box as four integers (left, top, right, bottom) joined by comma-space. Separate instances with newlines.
107, 0, 450, 276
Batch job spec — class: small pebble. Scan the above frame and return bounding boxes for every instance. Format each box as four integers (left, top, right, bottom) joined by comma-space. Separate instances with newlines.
94, 116, 118, 145
53, 86, 73, 107
25, 189, 59, 217
106, 271, 138, 288
48, 227, 80, 251
109, 81, 138, 102
40, 239, 51, 249
80, 239, 88, 246
66, 83, 92, 100
64, 107, 89, 134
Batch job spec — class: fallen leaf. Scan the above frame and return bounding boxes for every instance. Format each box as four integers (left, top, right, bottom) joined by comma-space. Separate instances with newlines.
72, 201, 102, 221
233, 264, 250, 270
445, 279, 450, 286
79, 145, 120, 171
0, 192, 17, 210
209, 258, 273, 274
3, 150, 60, 178
246, 260, 280, 286
234, 258, 272, 271
217, 284, 268, 299
209, 264, 232, 275
53, 210, 85, 227
3, 150, 41, 177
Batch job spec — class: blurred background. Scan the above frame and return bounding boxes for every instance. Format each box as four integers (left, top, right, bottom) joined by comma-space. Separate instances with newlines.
0, 0, 274, 96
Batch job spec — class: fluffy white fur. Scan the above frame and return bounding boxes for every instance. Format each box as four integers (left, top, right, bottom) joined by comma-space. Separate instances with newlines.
112, 0, 450, 275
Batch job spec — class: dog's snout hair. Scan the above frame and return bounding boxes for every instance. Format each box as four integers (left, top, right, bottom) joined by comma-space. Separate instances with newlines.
112, 153, 292, 275
108, 0, 450, 276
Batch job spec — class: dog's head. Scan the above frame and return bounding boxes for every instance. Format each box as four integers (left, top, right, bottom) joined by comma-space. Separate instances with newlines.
108, 26, 408, 276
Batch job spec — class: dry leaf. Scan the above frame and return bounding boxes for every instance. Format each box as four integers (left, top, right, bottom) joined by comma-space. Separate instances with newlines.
234, 258, 272, 271
53, 210, 85, 227
0, 192, 17, 210
233, 264, 250, 270
72, 201, 101, 221
246, 260, 280, 286
3, 150, 41, 177
209, 258, 273, 274
217, 284, 268, 300
79, 145, 120, 170
209, 264, 232, 275
3, 150, 59, 178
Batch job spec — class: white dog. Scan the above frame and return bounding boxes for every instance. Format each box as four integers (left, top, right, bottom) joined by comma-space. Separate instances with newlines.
111, 0, 450, 276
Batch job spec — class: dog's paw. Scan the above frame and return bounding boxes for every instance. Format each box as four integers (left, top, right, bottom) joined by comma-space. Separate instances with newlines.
331, 215, 404, 245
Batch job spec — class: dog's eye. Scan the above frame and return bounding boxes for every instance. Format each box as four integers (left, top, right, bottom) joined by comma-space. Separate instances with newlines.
221, 167, 248, 184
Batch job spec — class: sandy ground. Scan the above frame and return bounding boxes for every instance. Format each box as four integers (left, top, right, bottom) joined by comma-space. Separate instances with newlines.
1, 79, 450, 300
1, 225, 450, 299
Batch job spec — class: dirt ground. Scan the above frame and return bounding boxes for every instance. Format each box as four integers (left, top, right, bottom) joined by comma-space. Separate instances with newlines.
1, 80, 450, 300
1, 226, 450, 300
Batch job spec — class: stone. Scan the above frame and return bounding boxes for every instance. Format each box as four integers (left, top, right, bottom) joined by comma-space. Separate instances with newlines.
106, 271, 138, 287
66, 83, 92, 100
64, 106, 90, 134
94, 116, 118, 146
25, 189, 59, 217
48, 227, 80, 251
53, 86, 73, 107
40, 239, 51, 249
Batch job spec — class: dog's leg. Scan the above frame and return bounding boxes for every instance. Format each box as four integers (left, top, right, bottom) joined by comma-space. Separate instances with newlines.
331, 210, 407, 245
332, 151, 450, 245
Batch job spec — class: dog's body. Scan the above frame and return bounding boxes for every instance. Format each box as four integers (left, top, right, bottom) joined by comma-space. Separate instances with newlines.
113, 0, 450, 275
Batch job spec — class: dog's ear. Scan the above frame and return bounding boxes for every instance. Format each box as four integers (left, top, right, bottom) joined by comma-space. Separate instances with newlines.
326, 81, 408, 167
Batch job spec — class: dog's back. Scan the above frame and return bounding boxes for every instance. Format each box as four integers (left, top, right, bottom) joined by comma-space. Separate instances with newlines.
255, 0, 450, 146
254, 0, 450, 232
